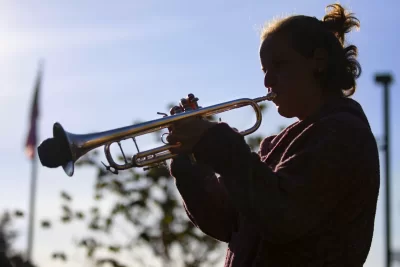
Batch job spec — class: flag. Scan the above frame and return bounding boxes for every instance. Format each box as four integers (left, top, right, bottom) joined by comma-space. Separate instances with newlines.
24, 64, 43, 160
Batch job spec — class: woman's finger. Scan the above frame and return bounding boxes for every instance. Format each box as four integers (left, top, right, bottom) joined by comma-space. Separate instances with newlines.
166, 133, 177, 144
166, 132, 189, 145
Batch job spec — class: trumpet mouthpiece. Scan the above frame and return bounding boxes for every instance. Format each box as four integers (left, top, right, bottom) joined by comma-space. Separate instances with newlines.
266, 92, 277, 100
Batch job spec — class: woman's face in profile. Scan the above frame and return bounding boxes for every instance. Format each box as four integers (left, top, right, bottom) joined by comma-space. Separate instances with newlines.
260, 34, 322, 120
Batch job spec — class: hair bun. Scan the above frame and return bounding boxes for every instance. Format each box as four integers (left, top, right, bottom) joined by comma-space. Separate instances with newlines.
322, 4, 360, 45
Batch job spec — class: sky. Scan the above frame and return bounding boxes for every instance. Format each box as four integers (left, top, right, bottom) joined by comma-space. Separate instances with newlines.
0, 0, 399, 266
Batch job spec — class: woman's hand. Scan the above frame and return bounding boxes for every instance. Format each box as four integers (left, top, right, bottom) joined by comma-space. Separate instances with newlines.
166, 117, 218, 155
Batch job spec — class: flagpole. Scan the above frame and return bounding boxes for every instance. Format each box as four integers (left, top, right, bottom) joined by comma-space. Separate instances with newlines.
25, 60, 43, 262
27, 145, 38, 261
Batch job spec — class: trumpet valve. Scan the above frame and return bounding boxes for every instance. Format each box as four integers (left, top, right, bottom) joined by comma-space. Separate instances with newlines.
179, 93, 200, 111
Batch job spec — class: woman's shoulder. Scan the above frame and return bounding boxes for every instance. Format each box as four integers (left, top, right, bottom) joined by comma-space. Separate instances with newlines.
314, 97, 372, 134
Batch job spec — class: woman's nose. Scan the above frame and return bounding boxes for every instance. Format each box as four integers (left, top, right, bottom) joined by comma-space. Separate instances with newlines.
264, 71, 277, 88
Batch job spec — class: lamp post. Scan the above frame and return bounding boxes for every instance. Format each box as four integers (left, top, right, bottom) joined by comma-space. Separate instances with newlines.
374, 73, 394, 267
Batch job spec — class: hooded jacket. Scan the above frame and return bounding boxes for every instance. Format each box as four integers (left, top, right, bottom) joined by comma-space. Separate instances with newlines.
170, 97, 380, 267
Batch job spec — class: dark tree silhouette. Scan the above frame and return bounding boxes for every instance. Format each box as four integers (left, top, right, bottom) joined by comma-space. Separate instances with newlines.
0, 210, 37, 267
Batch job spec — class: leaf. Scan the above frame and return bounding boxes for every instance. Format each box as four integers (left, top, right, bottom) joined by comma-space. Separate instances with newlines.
75, 211, 85, 220
96, 182, 108, 190
60, 191, 72, 201
112, 179, 123, 188
94, 193, 103, 201
128, 200, 145, 208
98, 168, 109, 178
91, 207, 99, 214
13, 210, 24, 217
259, 102, 268, 113
111, 203, 126, 215
87, 247, 96, 258
61, 215, 71, 223
146, 165, 170, 180
106, 218, 113, 228
41, 220, 51, 228
108, 245, 121, 253
51, 252, 67, 261
62, 205, 71, 215
97, 258, 126, 267
246, 136, 264, 152
162, 214, 174, 225
89, 221, 100, 231
139, 232, 151, 243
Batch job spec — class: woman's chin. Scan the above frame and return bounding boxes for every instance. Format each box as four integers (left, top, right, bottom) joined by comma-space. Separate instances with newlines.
276, 105, 295, 119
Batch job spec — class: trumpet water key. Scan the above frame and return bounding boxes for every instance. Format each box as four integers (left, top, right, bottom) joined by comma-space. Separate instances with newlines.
37, 92, 277, 177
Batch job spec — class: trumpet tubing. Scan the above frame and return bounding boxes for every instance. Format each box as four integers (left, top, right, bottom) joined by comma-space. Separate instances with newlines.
42, 92, 277, 177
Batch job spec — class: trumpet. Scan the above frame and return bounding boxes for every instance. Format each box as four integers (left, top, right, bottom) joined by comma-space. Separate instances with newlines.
38, 92, 277, 177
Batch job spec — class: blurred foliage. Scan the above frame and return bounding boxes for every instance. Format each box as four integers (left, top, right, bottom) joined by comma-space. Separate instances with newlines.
38, 101, 283, 267
0, 210, 38, 267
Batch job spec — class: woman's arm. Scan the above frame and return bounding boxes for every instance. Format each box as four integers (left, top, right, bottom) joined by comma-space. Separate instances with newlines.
192, 115, 379, 244
170, 154, 237, 242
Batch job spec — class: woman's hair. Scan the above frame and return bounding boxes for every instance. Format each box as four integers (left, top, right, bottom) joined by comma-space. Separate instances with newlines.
261, 4, 361, 97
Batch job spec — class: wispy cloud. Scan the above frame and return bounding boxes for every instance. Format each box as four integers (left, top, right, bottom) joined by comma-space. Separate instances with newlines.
0, 17, 196, 55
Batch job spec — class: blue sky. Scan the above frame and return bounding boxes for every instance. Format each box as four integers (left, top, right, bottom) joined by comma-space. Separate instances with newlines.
0, 0, 399, 266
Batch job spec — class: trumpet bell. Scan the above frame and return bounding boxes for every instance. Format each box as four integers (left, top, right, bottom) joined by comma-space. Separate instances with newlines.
53, 123, 76, 177
38, 122, 100, 177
